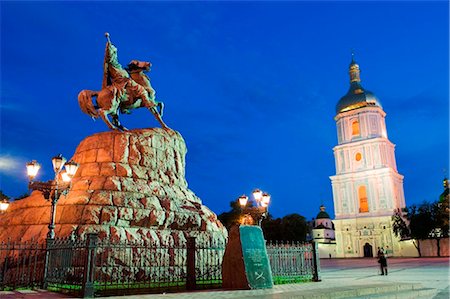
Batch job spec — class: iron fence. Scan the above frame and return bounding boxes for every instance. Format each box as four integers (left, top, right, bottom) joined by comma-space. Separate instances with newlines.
0, 239, 46, 290
266, 240, 320, 284
1, 234, 226, 297
1, 235, 319, 297
45, 236, 90, 294
90, 236, 225, 296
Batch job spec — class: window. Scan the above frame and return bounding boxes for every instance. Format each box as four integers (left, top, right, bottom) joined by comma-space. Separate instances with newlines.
359, 186, 369, 213
352, 120, 360, 136
355, 152, 362, 161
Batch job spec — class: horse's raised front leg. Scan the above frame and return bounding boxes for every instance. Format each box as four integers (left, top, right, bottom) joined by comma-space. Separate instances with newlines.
136, 87, 170, 131
149, 107, 170, 131
99, 109, 118, 130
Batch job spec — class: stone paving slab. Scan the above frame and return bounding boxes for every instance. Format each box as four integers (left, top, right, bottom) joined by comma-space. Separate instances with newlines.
105, 283, 422, 299
0, 283, 425, 299
0, 289, 72, 298
0, 257, 448, 298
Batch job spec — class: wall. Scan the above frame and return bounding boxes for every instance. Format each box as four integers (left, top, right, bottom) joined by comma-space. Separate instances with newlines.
318, 243, 337, 259
317, 237, 449, 258
419, 238, 449, 257
396, 239, 419, 257
395, 238, 449, 257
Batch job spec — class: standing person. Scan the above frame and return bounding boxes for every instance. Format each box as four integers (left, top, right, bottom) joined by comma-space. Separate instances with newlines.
377, 247, 388, 275
377, 247, 383, 274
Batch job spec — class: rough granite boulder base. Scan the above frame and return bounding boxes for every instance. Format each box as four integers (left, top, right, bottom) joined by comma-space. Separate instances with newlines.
0, 128, 227, 247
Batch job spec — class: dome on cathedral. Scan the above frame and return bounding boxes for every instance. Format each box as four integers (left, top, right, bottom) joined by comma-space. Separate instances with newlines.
336, 56, 382, 114
316, 205, 330, 219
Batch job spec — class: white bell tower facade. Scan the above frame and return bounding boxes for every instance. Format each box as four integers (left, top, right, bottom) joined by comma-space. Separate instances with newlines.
330, 56, 407, 257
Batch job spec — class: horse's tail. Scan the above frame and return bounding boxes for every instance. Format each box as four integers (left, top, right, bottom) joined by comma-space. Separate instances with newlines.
78, 90, 99, 118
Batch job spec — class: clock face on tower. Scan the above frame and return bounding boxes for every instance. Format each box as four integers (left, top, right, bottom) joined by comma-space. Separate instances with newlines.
355, 152, 362, 161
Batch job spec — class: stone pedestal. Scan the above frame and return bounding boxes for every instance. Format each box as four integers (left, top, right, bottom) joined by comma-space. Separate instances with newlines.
222, 225, 273, 290
222, 225, 248, 289
0, 128, 227, 246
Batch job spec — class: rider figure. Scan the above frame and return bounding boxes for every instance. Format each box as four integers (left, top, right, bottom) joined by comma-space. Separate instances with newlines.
103, 35, 160, 115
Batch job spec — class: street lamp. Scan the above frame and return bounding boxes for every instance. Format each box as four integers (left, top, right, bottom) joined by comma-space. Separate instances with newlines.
26, 160, 41, 181
26, 154, 79, 239
238, 189, 271, 226
0, 198, 9, 212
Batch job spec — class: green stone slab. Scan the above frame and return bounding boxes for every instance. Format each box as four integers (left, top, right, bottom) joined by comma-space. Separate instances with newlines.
239, 225, 273, 289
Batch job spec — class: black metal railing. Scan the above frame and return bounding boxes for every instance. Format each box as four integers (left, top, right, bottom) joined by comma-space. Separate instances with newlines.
0, 239, 46, 290
1, 235, 319, 297
266, 240, 320, 284
1, 234, 226, 297
45, 236, 90, 294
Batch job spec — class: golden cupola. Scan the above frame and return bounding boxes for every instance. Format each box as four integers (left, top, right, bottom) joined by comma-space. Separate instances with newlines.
336, 54, 382, 114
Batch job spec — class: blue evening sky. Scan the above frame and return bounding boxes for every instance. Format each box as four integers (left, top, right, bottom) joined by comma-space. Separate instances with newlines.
0, 1, 448, 220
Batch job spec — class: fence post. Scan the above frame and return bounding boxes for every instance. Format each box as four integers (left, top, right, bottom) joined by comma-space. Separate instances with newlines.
82, 233, 98, 298
311, 241, 321, 282
42, 238, 54, 289
186, 237, 196, 290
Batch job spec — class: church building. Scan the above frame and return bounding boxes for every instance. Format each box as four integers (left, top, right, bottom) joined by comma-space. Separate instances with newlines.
312, 205, 335, 243
311, 205, 336, 258
329, 55, 415, 257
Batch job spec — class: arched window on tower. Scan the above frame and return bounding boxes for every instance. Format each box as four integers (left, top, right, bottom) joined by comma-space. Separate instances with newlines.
352, 120, 360, 136
358, 185, 369, 213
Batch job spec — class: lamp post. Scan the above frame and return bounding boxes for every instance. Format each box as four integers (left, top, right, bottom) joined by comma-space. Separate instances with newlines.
238, 189, 271, 226
26, 154, 79, 239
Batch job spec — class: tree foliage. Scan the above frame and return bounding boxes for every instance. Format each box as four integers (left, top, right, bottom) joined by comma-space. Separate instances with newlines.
218, 202, 308, 242
437, 179, 449, 239
0, 190, 10, 201
263, 213, 308, 242
436, 200, 449, 239
217, 201, 243, 230
392, 198, 449, 257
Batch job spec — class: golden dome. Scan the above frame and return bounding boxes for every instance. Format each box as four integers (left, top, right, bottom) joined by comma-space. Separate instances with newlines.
336, 55, 382, 114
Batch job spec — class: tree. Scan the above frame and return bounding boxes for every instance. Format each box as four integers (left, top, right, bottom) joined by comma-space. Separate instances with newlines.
218, 203, 309, 242
436, 199, 449, 240
218, 200, 264, 229
280, 213, 308, 242
392, 200, 447, 257
432, 180, 449, 256
217, 201, 243, 230
262, 213, 308, 242
392, 205, 422, 257
261, 215, 281, 241
436, 178, 449, 240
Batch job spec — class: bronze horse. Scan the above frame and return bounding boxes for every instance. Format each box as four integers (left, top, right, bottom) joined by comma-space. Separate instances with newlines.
78, 35, 168, 131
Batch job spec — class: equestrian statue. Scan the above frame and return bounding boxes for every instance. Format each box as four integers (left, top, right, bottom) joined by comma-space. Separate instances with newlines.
78, 33, 168, 131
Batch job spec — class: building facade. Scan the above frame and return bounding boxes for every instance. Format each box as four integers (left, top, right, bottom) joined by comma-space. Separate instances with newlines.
330, 56, 412, 257
311, 205, 337, 258
312, 205, 335, 243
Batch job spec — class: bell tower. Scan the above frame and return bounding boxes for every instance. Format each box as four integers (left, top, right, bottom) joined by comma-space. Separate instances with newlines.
330, 55, 406, 257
